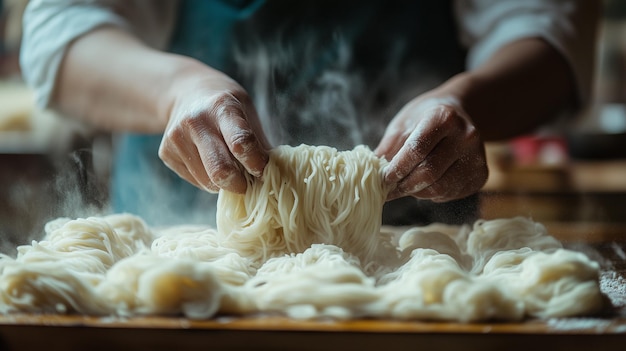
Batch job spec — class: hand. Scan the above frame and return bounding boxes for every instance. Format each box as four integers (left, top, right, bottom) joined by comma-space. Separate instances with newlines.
375, 97, 488, 202
158, 66, 270, 194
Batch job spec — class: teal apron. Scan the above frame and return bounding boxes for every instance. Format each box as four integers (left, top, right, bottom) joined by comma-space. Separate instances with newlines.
111, 0, 477, 226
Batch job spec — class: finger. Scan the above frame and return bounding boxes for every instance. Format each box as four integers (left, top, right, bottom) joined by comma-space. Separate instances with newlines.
159, 133, 219, 192
384, 104, 472, 186
374, 107, 414, 161
195, 130, 248, 193
214, 95, 269, 178
383, 118, 448, 185
376, 100, 443, 163
171, 156, 220, 193
409, 156, 488, 202
159, 147, 219, 193
386, 136, 457, 200
374, 131, 404, 162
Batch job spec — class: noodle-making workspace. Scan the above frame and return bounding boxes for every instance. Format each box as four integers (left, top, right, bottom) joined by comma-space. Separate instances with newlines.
2, 1, 626, 350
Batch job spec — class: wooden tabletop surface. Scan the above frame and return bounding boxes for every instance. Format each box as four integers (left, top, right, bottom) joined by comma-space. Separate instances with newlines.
1, 312, 625, 351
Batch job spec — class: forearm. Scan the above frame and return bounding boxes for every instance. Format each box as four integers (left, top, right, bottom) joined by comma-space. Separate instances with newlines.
428, 38, 578, 141
53, 26, 205, 133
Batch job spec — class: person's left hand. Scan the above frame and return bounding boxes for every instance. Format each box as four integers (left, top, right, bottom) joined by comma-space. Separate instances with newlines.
375, 97, 488, 202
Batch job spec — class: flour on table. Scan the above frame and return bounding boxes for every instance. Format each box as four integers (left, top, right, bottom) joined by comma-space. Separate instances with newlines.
0, 144, 605, 322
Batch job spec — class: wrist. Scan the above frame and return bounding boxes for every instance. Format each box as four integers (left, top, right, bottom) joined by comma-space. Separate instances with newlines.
156, 55, 206, 129
431, 72, 477, 111
414, 72, 479, 125
158, 55, 245, 130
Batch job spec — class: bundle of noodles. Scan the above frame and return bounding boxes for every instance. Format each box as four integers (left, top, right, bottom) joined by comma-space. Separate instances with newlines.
216, 144, 392, 264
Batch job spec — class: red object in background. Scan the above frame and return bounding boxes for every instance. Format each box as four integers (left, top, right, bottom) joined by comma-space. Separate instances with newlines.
510, 135, 569, 166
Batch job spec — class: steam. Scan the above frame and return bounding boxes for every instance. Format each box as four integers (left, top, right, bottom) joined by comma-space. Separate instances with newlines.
0, 146, 109, 256
233, 32, 439, 152
234, 37, 364, 149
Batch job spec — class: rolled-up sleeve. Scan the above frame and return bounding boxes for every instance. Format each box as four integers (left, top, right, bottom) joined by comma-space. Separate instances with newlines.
455, 0, 598, 107
20, 0, 176, 108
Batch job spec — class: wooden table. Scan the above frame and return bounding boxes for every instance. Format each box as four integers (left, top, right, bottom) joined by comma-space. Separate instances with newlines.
1, 313, 625, 351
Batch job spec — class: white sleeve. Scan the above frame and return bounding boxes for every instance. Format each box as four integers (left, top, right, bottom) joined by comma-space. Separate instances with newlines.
20, 0, 177, 108
455, 0, 598, 107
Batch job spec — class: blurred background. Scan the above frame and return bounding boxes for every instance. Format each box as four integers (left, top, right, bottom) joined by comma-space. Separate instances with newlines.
0, 0, 110, 253
481, 0, 626, 244
1, 0, 626, 250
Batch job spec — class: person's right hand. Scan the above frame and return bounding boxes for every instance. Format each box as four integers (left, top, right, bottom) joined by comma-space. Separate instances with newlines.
158, 65, 271, 194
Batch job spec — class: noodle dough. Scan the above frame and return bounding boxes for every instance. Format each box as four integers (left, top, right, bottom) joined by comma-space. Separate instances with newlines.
0, 144, 604, 321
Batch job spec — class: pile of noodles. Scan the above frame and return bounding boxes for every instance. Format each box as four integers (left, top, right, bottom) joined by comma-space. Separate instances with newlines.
0, 145, 604, 321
